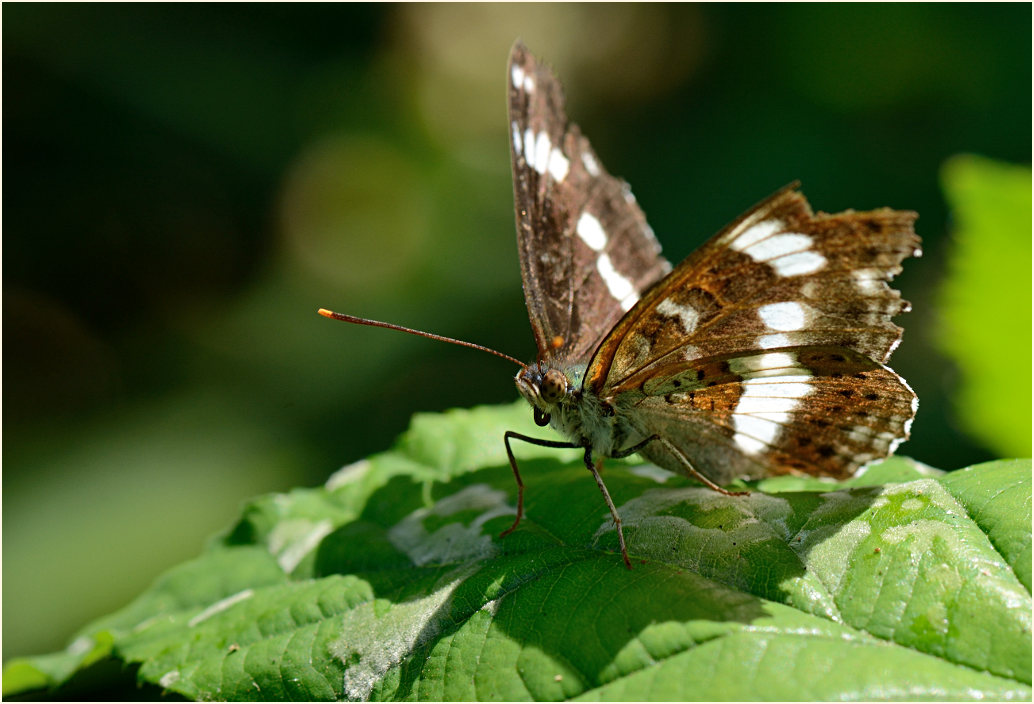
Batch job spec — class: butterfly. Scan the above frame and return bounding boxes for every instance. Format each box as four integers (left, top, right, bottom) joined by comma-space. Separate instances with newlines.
321, 42, 920, 569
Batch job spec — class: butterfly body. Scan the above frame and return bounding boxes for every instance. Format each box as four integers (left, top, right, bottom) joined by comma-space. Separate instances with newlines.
516, 361, 643, 460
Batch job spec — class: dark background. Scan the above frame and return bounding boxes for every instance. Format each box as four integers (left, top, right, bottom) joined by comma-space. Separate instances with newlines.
4, 3, 1030, 660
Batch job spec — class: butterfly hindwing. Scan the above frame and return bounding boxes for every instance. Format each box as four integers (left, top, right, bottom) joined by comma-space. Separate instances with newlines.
508, 42, 671, 363
625, 346, 916, 484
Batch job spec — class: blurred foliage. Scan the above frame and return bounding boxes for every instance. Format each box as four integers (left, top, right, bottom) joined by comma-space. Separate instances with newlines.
938, 155, 1032, 458
3, 3, 1030, 666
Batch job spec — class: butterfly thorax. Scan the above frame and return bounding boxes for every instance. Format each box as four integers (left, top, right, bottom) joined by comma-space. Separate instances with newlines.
515, 361, 642, 456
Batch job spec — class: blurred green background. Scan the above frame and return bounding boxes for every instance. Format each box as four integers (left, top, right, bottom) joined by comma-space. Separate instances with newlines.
4, 4, 1030, 661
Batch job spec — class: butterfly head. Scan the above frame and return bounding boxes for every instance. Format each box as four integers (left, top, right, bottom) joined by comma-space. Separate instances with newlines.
515, 363, 577, 427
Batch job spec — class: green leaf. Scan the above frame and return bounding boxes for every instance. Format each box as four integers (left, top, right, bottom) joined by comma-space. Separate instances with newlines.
5, 403, 1031, 701
939, 155, 1033, 457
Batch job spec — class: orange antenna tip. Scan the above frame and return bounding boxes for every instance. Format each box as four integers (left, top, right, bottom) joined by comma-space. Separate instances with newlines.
316, 308, 526, 368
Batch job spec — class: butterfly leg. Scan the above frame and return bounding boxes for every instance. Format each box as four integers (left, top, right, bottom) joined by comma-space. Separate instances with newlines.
650, 436, 750, 497
501, 431, 579, 538
583, 448, 633, 570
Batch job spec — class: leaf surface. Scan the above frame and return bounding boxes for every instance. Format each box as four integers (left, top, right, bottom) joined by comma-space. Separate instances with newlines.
4, 403, 1030, 701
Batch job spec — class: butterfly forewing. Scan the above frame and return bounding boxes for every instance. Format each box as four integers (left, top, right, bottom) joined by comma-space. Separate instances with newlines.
508, 42, 671, 363
587, 185, 920, 396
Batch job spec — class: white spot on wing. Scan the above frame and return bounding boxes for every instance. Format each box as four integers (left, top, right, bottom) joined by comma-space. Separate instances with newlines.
581, 151, 600, 176
853, 268, 883, 294
734, 379, 814, 413
511, 64, 525, 90
511, 122, 522, 155
597, 254, 638, 311
547, 147, 570, 182
759, 302, 810, 331
758, 333, 792, 349
731, 222, 826, 277
747, 233, 812, 261
769, 250, 826, 277
533, 132, 551, 175
576, 212, 607, 251
523, 128, 536, 167
620, 292, 640, 311
656, 298, 700, 334
731, 219, 783, 251
730, 352, 798, 378
732, 377, 813, 455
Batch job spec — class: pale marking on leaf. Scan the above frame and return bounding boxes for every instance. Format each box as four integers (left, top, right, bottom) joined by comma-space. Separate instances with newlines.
739, 625, 875, 642
621, 487, 793, 533
160, 671, 181, 688
335, 571, 472, 701
901, 498, 924, 511
188, 589, 254, 628
798, 520, 872, 594
270, 518, 334, 573
388, 484, 508, 566
68, 636, 94, 656
877, 516, 1030, 611
576, 212, 607, 251
326, 459, 371, 490
606, 488, 796, 558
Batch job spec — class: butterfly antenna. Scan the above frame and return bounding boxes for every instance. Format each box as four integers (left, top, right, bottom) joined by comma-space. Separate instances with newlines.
317, 309, 526, 368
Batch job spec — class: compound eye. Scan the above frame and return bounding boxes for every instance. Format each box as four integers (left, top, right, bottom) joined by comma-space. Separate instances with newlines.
533, 407, 551, 426
540, 369, 567, 404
